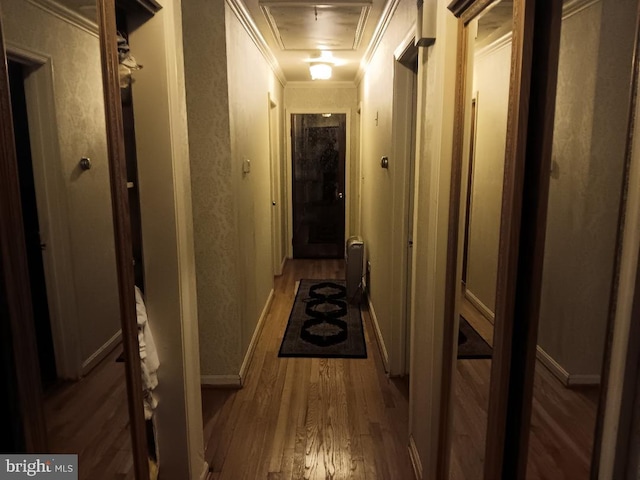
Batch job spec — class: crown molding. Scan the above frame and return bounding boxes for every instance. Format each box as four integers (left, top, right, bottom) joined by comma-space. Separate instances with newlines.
562, 0, 600, 20
28, 0, 98, 37
226, 0, 287, 86
355, 0, 401, 84
285, 80, 357, 89
475, 30, 512, 59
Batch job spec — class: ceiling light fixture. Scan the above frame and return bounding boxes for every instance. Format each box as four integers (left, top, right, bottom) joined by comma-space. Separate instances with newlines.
309, 63, 332, 80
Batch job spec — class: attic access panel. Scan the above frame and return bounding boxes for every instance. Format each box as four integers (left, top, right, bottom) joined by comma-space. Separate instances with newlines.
260, 1, 371, 51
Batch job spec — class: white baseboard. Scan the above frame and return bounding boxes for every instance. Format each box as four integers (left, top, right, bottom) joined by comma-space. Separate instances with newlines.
536, 345, 570, 385
239, 289, 274, 385
276, 256, 288, 276
201, 288, 275, 388
464, 289, 495, 323
408, 434, 422, 479
201, 375, 242, 387
367, 296, 389, 372
81, 330, 122, 376
199, 461, 209, 480
536, 345, 601, 386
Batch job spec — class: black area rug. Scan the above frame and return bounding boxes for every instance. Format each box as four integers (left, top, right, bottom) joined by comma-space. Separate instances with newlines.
278, 279, 367, 358
458, 315, 492, 359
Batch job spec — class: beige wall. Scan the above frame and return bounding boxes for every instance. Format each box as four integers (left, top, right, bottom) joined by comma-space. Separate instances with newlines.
357, 0, 461, 473
226, 2, 283, 355
182, 0, 283, 378
538, 0, 635, 380
2, 0, 120, 374
357, 0, 414, 369
465, 38, 511, 315
129, 0, 206, 475
408, 0, 458, 475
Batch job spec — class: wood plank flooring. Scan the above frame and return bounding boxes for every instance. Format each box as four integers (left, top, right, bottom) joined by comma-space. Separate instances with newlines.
201, 259, 414, 480
45, 347, 135, 479
451, 292, 600, 480
42, 260, 600, 480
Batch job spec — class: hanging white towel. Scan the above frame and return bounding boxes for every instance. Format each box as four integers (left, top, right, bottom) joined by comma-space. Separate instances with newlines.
135, 286, 160, 419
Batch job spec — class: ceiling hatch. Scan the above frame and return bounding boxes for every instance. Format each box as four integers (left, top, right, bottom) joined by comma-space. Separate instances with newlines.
259, 1, 372, 51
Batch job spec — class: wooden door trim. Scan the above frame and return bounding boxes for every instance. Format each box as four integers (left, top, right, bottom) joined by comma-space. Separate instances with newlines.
96, 1, 149, 478
595, 3, 640, 475
0, 13, 48, 453
493, 2, 562, 477
444, 0, 562, 478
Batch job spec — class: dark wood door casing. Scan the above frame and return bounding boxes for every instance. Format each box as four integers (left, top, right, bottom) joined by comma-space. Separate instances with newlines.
444, 0, 563, 478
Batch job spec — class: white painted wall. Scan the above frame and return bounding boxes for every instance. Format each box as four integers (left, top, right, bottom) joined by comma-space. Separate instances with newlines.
407, 1, 459, 475
128, 0, 206, 476
465, 38, 511, 315
356, 0, 461, 475
357, 0, 415, 371
1, 0, 120, 376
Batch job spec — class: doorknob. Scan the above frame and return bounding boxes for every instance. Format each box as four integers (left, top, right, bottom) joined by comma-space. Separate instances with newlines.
338, 192, 344, 199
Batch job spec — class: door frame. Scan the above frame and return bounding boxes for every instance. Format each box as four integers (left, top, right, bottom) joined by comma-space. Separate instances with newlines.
444, 0, 563, 478
389, 27, 418, 377
285, 108, 351, 258
6, 44, 82, 380
96, 0, 149, 477
0, 13, 48, 454
268, 93, 285, 275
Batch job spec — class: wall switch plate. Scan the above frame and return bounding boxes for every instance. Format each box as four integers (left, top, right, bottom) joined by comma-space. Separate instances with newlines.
242, 158, 251, 174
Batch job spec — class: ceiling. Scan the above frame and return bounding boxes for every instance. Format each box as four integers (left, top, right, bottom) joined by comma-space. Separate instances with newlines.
57, 0, 390, 84
245, 0, 388, 82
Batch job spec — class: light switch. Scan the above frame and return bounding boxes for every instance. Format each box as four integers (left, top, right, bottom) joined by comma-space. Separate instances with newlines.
243, 158, 251, 174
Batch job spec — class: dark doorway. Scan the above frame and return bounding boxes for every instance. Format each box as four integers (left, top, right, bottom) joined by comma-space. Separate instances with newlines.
291, 113, 346, 258
8, 61, 57, 387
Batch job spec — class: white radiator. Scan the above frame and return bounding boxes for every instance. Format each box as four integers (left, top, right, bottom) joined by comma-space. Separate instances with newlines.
345, 236, 364, 302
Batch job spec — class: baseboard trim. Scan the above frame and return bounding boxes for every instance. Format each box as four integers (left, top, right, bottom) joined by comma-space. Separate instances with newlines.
81, 330, 122, 376
536, 345, 570, 385
464, 289, 495, 323
199, 461, 209, 480
408, 434, 423, 479
367, 296, 389, 372
201, 375, 242, 388
276, 256, 287, 276
536, 345, 601, 386
239, 289, 275, 385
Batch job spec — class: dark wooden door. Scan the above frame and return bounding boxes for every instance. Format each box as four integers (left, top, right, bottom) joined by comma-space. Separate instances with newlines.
291, 113, 346, 258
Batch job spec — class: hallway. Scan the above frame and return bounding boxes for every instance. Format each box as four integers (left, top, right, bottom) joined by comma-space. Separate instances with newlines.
201, 259, 415, 479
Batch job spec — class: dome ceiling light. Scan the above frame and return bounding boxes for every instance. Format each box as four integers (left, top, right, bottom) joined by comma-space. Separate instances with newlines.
304, 51, 347, 81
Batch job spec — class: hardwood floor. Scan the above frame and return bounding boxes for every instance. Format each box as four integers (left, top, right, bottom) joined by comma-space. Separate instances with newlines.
42, 261, 600, 480
451, 292, 600, 480
45, 347, 134, 479
201, 259, 415, 480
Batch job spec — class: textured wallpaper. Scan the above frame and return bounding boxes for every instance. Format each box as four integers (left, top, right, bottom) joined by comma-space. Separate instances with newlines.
2, 0, 120, 368
182, 0, 243, 375
183, 0, 284, 377
226, 1, 282, 358
538, 0, 636, 377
